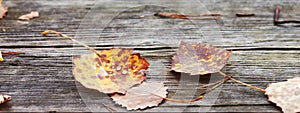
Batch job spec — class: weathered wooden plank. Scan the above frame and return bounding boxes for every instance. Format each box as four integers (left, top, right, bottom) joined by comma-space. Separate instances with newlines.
1, 1, 299, 48
0, 0, 299, 112
1, 48, 299, 112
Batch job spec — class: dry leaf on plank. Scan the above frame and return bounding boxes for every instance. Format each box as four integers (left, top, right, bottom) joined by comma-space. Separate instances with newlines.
18, 11, 39, 20
111, 82, 168, 110
42, 30, 149, 94
171, 41, 232, 75
265, 77, 300, 113
73, 48, 149, 94
0, 51, 3, 61
171, 41, 266, 93
0, 0, 8, 19
0, 94, 11, 104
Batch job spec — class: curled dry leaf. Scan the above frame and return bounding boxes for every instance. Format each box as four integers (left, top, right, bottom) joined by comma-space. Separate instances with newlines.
0, 0, 8, 19
265, 77, 300, 113
171, 41, 232, 75
111, 82, 168, 110
18, 11, 39, 20
0, 94, 11, 104
73, 48, 149, 94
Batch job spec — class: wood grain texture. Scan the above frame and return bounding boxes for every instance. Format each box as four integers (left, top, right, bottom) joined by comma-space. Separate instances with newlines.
0, 0, 299, 112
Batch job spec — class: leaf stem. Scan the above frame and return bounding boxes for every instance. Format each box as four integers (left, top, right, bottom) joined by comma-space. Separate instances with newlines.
198, 78, 229, 95
218, 72, 266, 93
42, 30, 104, 66
42, 30, 99, 55
168, 78, 228, 103
164, 96, 203, 103
148, 90, 204, 103
197, 78, 228, 88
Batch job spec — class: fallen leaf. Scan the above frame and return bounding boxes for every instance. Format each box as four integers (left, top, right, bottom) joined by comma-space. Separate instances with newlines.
265, 77, 300, 113
0, 94, 11, 104
0, 51, 3, 61
73, 48, 149, 94
171, 41, 232, 75
18, 11, 39, 20
111, 82, 168, 110
0, 0, 8, 19
171, 41, 266, 94
42, 30, 204, 110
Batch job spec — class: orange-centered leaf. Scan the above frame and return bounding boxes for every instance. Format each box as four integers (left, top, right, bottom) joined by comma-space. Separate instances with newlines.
171, 41, 232, 75
73, 48, 149, 94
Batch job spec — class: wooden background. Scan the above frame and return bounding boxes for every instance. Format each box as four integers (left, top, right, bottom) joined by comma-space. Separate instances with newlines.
0, 0, 299, 112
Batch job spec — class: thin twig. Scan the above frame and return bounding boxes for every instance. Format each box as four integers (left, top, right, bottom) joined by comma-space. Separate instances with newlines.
0, 51, 21, 61
218, 72, 266, 93
274, 6, 300, 25
236, 13, 255, 17
154, 12, 221, 20
274, 6, 280, 23
1, 51, 21, 56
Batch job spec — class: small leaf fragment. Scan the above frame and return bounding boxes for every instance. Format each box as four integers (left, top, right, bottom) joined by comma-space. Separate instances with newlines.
265, 77, 300, 113
111, 82, 168, 110
18, 11, 39, 20
0, 0, 8, 19
171, 41, 232, 75
0, 51, 3, 61
73, 48, 149, 94
0, 94, 11, 104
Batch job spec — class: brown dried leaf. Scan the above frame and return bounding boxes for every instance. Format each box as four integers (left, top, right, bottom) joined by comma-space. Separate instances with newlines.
73, 48, 149, 94
0, 0, 8, 19
265, 77, 300, 113
18, 11, 39, 20
0, 94, 11, 104
171, 41, 232, 75
111, 82, 168, 110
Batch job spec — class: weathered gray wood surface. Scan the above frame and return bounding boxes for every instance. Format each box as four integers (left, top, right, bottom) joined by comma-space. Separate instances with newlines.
0, 0, 299, 112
